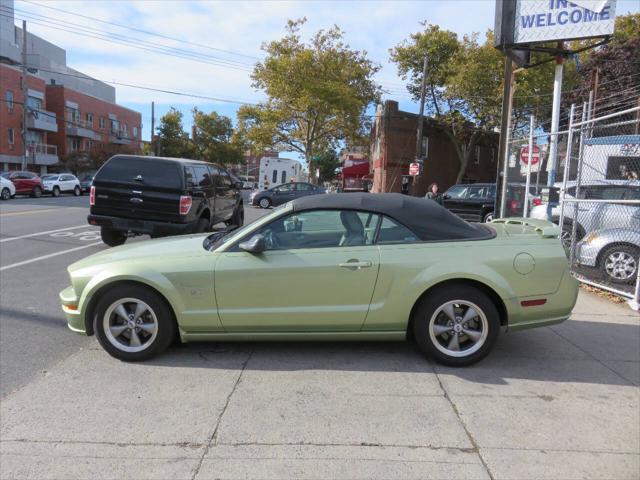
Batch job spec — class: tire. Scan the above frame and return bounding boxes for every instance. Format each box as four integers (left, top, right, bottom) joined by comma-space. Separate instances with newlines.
599, 244, 639, 285
195, 217, 210, 233
0, 188, 10, 201
31, 186, 42, 198
52, 186, 60, 197
100, 227, 127, 247
259, 197, 271, 209
93, 284, 176, 361
73, 185, 81, 196
560, 221, 585, 250
482, 212, 494, 223
413, 285, 500, 367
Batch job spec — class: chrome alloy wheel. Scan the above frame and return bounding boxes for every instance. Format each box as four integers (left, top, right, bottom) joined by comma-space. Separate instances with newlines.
103, 298, 159, 353
428, 300, 489, 358
605, 251, 637, 281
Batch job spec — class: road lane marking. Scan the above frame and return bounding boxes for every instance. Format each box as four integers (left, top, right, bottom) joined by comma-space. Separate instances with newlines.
0, 208, 58, 217
0, 225, 91, 243
0, 241, 103, 272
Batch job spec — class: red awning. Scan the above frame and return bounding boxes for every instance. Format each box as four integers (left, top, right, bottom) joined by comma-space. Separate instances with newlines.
341, 161, 370, 177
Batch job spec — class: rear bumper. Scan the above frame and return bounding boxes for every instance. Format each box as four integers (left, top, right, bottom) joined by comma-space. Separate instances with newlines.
88, 214, 196, 236
506, 268, 579, 331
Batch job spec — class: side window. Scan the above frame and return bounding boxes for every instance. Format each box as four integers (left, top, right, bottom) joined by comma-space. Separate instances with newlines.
184, 167, 196, 188
219, 170, 232, 187
194, 166, 211, 187
208, 166, 220, 187
467, 186, 486, 199
445, 186, 468, 199
272, 170, 277, 184
278, 183, 294, 192
248, 209, 379, 250
295, 183, 312, 191
376, 216, 419, 244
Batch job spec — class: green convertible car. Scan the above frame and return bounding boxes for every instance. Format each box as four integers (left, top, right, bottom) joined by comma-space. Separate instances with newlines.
60, 193, 579, 366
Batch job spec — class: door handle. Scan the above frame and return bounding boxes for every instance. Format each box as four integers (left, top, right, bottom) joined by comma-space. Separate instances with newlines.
339, 260, 372, 270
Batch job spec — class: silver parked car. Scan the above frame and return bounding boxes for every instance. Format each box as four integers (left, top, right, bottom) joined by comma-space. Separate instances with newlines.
530, 181, 640, 246
575, 228, 640, 284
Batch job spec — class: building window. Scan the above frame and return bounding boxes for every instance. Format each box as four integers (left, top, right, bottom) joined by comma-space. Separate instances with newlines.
68, 138, 81, 152
66, 108, 81, 125
272, 170, 277, 183
8, 128, 15, 145
281, 170, 286, 184
474, 146, 481, 165
99, 117, 105, 129
6, 91, 13, 112
110, 119, 120, 134
27, 96, 42, 111
122, 123, 128, 136
132, 126, 138, 138
86, 113, 93, 126
421, 136, 429, 158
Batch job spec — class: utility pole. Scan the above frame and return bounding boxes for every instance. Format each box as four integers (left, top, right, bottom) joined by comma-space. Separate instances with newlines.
496, 56, 516, 218
414, 54, 428, 195
150, 101, 155, 155
546, 42, 564, 220
20, 20, 28, 170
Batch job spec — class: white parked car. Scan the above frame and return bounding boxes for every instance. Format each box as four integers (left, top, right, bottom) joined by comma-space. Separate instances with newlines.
41, 173, 81, 197
0, 176, 16, 200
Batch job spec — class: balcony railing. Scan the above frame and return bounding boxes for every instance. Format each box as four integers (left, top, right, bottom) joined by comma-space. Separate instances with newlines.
27, 109, 58, 132
66, 117, 93, 129
109, 130, 132, 145
27, 142, 58, 155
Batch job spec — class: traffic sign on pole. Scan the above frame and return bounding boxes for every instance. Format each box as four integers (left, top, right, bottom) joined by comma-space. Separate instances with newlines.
520, 145, 540, 165
409, 162, 420, 176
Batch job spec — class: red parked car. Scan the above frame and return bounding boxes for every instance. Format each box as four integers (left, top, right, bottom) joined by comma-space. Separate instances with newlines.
0, 171, 44, 197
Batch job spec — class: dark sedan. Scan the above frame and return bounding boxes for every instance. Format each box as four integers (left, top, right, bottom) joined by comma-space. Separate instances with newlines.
250, 182, 327, 208
79, 174, 94, 193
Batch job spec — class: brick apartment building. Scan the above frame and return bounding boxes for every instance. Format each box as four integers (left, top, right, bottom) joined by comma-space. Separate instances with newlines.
0, 0, 141, 174
370, 100, 498, 195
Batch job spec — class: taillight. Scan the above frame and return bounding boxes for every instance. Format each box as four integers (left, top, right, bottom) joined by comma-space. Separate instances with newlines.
89, 186, 95, 206
532, 197, 542, 206
510, 200, 518, 213
179, 195, 192, 215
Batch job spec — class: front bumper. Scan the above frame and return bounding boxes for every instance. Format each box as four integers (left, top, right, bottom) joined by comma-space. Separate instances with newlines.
575, 241, 599, 267
88, 214, 197, 236
60, 285, 86, 334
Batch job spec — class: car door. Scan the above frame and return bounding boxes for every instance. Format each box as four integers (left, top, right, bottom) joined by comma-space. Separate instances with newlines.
271, 182, 296, 206
294, 182, 316, 198
60, 174, 74, 192
10, 173, 28, 193
214, 209, 381, 332
217, 169, 236, 220
442, 185, 469, 219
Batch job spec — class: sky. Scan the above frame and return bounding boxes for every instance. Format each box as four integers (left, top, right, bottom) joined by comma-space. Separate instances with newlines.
11, 0, 640, 147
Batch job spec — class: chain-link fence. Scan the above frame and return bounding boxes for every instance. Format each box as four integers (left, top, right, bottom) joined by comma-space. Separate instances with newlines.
503, 106, 639, 309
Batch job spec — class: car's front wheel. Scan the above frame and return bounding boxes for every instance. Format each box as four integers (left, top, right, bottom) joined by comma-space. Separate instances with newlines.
482, 212, 494, 223
94, 284, 176, 361
600, 244, 639, 285
31, 186, 42, 198
101, 227, 127, 247
0, 188, 10, 200
259, 197, 271, 209
413, 285, 500, 366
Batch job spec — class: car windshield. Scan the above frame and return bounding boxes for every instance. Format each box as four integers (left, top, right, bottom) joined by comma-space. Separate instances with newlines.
1, 173, 11, 178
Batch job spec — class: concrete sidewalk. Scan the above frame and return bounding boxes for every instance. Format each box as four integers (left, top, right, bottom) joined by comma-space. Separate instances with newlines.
1, 290, 638, 479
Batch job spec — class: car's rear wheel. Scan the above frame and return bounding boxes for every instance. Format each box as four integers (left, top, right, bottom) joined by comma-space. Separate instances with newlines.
73, 185, 81, 196
1, 188, 10, 200
482, 212, 494, 223
31, 186, 42, 198
413, 285, 500, 366
195, 217, 210, 233
101, 227, 127, 247
599, 244, 639, 285
94, 285, 176, 361
52, 186, 60, 197
259, 197, 271, 209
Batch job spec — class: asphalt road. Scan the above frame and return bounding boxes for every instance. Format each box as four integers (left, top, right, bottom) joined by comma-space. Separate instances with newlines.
0, 191, 264, 397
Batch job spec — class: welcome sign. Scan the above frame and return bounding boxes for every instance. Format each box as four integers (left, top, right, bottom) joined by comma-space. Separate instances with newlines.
514, 0, 616, 44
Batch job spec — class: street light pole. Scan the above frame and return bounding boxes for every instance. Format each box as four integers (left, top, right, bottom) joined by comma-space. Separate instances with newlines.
546, 42, 565, 220
414, 54, 428, 195
20, 20, 28, 171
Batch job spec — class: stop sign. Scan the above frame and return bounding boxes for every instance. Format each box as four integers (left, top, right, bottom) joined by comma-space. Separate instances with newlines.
520, 145, 540, 165
409, 162, 420, 176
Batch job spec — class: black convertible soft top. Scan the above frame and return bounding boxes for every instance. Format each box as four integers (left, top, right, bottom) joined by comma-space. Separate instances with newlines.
291, 193, 492, 241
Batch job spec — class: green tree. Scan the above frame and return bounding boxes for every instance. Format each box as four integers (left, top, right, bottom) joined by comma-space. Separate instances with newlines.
156, 107, 193, 158
192, 108, 243, 166
237, 18, 381, 179
314, 149, 341, 183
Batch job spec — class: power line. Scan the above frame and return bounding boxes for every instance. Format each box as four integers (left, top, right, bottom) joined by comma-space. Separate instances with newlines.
19, 0, 261, 61
0, 9, 255, 73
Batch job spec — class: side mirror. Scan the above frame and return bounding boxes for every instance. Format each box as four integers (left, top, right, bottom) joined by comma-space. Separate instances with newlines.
238, 234, 266, 254
273, 189, 280, 194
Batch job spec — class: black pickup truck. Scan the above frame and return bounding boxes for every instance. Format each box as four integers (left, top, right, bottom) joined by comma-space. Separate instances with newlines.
89, 155, 244, 246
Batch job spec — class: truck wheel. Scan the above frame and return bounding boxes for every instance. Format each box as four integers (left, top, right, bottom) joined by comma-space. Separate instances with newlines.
195, 217, 210, 233
101, 227, 127, 247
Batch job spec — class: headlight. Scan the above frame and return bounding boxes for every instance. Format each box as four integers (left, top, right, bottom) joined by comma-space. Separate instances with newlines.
583, 232, 599, 244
